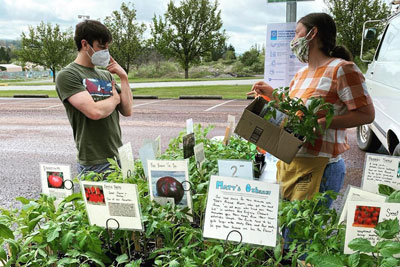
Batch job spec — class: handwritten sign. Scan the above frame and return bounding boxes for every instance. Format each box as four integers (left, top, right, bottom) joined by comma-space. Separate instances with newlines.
361, 153, 400, 194
186, 118, 194, 134
81, 181, 143, 231
203, 175, 280, 246
118, 142, 134, 178
40, 163, 73, 207
344, 201, 400, 254
339, 186, 386, 224
218, 159, 253, 180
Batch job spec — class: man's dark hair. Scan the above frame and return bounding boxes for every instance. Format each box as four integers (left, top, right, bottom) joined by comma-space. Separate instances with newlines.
74, 20, 112, 51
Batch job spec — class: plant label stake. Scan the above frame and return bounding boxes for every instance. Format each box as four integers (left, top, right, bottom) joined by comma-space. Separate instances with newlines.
131, 232, 141, 252
223, 126, 231, 145
105, 218, 120, 250
224, 230, 243, 250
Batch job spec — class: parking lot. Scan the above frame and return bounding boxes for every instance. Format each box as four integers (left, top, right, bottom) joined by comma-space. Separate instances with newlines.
0, 97, 368, 209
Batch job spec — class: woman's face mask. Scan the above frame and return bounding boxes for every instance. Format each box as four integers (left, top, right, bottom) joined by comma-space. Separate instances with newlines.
290, 28, 314, 64
87, 45, 110, 67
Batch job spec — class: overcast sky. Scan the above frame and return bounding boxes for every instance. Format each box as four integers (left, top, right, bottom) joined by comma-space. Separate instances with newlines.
0, 0, 388, 53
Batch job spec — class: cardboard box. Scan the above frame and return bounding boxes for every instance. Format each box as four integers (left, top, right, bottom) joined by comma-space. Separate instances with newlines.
234, 97, 304, 164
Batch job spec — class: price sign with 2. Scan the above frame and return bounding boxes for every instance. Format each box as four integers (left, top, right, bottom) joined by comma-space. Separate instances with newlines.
218, 159, 253, 180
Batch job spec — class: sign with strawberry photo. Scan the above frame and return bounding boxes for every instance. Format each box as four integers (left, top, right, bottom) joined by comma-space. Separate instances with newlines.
81, 181, 143, 231
344, 201, 400, 254
39, 163, 73, 207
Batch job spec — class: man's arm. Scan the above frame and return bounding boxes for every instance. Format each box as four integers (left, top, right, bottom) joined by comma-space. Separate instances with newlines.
107, 57, 133, 117
68, 82, 121, 120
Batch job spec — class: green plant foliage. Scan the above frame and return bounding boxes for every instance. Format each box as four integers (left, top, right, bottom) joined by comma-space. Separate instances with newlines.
264, 88, 334, 145
2, 124, 400, 266
103, 2, 147, 74
18, 21, 75, 82
151, 0, 226, 78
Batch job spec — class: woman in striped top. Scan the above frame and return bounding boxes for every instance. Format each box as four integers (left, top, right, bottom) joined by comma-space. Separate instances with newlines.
249, 13, 375, 206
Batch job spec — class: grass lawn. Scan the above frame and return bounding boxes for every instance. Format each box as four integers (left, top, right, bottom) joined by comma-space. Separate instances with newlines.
0, 84, 253, 99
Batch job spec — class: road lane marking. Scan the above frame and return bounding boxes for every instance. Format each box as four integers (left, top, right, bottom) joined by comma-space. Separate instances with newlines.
133, 99, 170, 108
204, 100, 235, 112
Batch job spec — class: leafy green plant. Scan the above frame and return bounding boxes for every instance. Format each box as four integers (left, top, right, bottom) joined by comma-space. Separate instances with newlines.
264, 87, 334, 145
347, 218, 400, 267
6, 124, 400, 266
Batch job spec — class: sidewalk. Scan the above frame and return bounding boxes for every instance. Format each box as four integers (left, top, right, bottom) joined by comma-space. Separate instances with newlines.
0, 79, 260, 91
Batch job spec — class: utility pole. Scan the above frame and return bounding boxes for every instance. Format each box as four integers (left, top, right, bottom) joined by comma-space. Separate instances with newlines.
286, 1, 297, 22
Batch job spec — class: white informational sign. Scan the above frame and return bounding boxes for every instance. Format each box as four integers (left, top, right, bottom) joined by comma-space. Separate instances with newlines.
40, 163, 73, 206
194, 143, 206, 168
81, 181, 143, 231
203, 175, 280, 246
265, 23, 306, 88
218, 159, 253, 180
118, 142, 134, 179
339, 186, 386, 224
186, 118, 194, 134
361, 153, 400, 194
147, 160, 193, 219
228, 115, 236, 136
259, 153, 279, 183
139, 143, 156, 179
344, 201, 400, 254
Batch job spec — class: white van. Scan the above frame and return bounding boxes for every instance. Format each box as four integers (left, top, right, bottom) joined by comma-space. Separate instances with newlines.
357, 6, 400, 156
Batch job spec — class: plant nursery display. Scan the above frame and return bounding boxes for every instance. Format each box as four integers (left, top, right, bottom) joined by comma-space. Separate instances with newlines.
1, 125, 400, 267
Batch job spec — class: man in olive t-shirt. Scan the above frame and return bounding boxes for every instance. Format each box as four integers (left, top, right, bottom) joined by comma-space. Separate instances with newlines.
56, 20, 132, 174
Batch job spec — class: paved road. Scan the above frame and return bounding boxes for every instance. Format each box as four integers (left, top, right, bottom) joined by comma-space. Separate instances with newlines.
0, 79, 260, 91
0, 97, 372, 210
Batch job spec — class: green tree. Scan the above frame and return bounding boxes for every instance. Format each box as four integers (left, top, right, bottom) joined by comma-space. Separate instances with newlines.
104, 2, 146, 74
18, 22, 75, 82
151, 0, 226, 79
325, 0, 390, 60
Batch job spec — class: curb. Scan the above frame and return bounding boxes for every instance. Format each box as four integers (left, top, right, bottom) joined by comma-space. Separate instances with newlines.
179, 95, 222, 100
132, 95, 158, 99
13, 94, 49, 98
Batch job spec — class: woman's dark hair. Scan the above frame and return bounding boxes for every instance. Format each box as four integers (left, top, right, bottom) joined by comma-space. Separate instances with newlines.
74, 20, 112, 51
298, 13, 353, 61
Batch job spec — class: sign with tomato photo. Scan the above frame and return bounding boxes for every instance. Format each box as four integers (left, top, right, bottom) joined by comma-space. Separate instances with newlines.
147, 160, 193, 220
352, 205, 381, 228
47, 172, 64, 189
84, 185, 106, 205
40, 163, 73, 207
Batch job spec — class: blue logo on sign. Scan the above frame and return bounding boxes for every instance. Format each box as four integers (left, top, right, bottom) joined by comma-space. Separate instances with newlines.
271, 30, 277, 40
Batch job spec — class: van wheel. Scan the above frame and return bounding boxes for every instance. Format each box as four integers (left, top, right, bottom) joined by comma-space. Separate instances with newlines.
394, 144, 400, 156
357, 125, 381, 152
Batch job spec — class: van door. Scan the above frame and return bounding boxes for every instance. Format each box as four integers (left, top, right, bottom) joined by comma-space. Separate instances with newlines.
366, 15, 400, 142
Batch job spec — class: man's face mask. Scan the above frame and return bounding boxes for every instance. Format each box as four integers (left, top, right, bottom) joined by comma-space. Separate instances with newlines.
290, 28, 315, 64
87, 45, 110, 67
